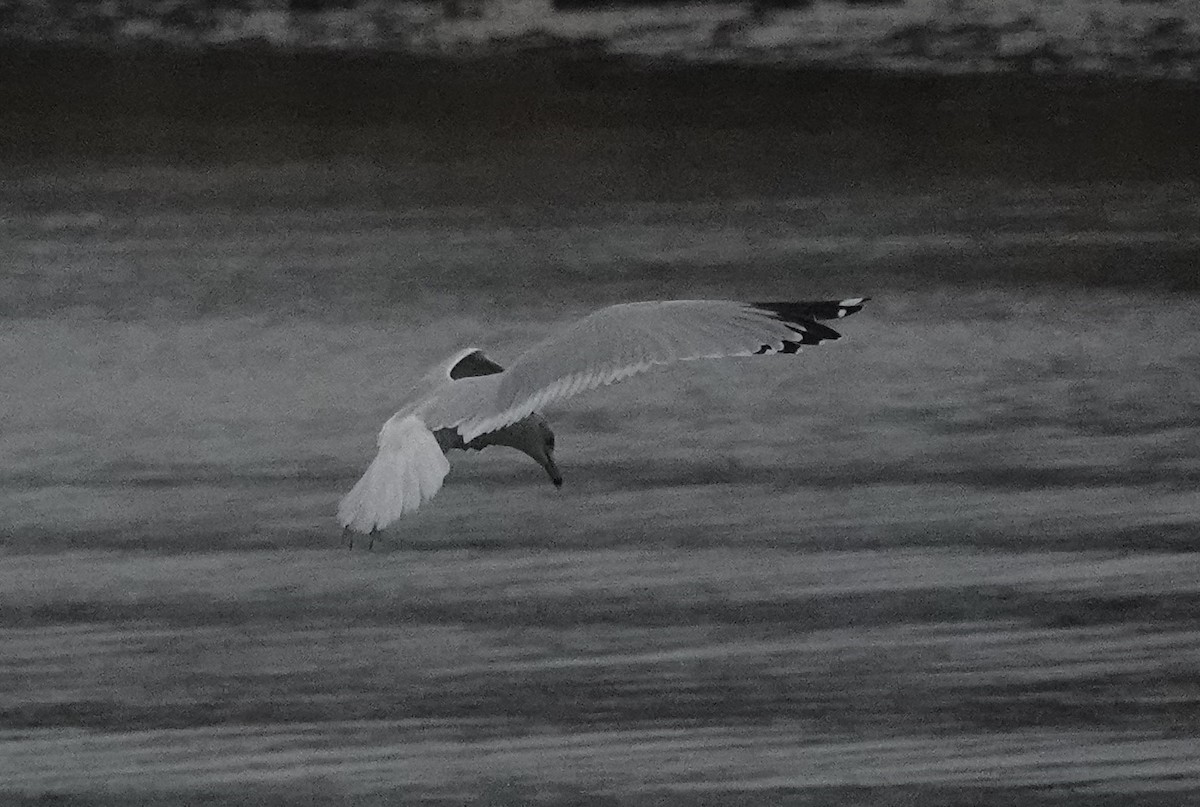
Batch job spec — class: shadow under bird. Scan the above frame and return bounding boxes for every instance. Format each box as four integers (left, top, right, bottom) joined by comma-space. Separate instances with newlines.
339, 297, 868, 544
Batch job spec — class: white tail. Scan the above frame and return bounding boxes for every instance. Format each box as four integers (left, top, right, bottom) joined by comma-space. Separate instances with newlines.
338, 415, 451, 533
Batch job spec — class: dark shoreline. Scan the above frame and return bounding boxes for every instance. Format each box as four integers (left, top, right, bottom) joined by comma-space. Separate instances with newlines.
4, 43, 1199, 185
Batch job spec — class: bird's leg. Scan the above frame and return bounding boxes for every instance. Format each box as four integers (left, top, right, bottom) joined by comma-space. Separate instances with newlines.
368, 528, 380, 551
343, 526, 355, 550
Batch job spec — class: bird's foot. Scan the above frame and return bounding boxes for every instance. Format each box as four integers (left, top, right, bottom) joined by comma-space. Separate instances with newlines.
343, 527, 384, 551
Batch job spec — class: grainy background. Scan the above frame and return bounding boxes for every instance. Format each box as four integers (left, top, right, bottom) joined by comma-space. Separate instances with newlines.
2, 45, 1200, 805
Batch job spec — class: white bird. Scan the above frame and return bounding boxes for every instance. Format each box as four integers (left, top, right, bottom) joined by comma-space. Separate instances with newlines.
339, 298, 867, 542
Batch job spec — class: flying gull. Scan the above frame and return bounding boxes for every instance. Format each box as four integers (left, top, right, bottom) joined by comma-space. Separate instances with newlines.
339, 298, 868, 542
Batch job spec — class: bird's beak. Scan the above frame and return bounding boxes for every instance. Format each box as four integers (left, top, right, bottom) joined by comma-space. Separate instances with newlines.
544, 455, 563, 488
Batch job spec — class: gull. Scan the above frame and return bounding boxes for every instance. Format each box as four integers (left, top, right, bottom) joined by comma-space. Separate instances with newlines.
339, 297, 867, 543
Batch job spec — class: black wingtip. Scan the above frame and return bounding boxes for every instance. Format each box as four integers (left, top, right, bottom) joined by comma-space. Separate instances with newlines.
751, 298, 869, 322
750, 298, 868, 355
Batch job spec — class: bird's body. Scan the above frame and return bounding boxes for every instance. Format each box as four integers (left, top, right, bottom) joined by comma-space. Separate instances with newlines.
339, 298, 867, 538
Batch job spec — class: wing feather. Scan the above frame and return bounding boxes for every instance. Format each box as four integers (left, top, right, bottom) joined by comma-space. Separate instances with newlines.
338, 415, 451, 533
456, 298, 866, 441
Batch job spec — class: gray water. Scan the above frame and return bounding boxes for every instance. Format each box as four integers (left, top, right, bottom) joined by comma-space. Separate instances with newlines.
4, 54, 1200, 802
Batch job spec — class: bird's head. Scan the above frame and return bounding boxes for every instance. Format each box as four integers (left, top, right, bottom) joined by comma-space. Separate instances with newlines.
520, 413, 562, 488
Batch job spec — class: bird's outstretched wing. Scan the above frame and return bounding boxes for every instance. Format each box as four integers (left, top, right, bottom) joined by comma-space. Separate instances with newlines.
338, 415, 451, 533
455, 298, 866, 441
